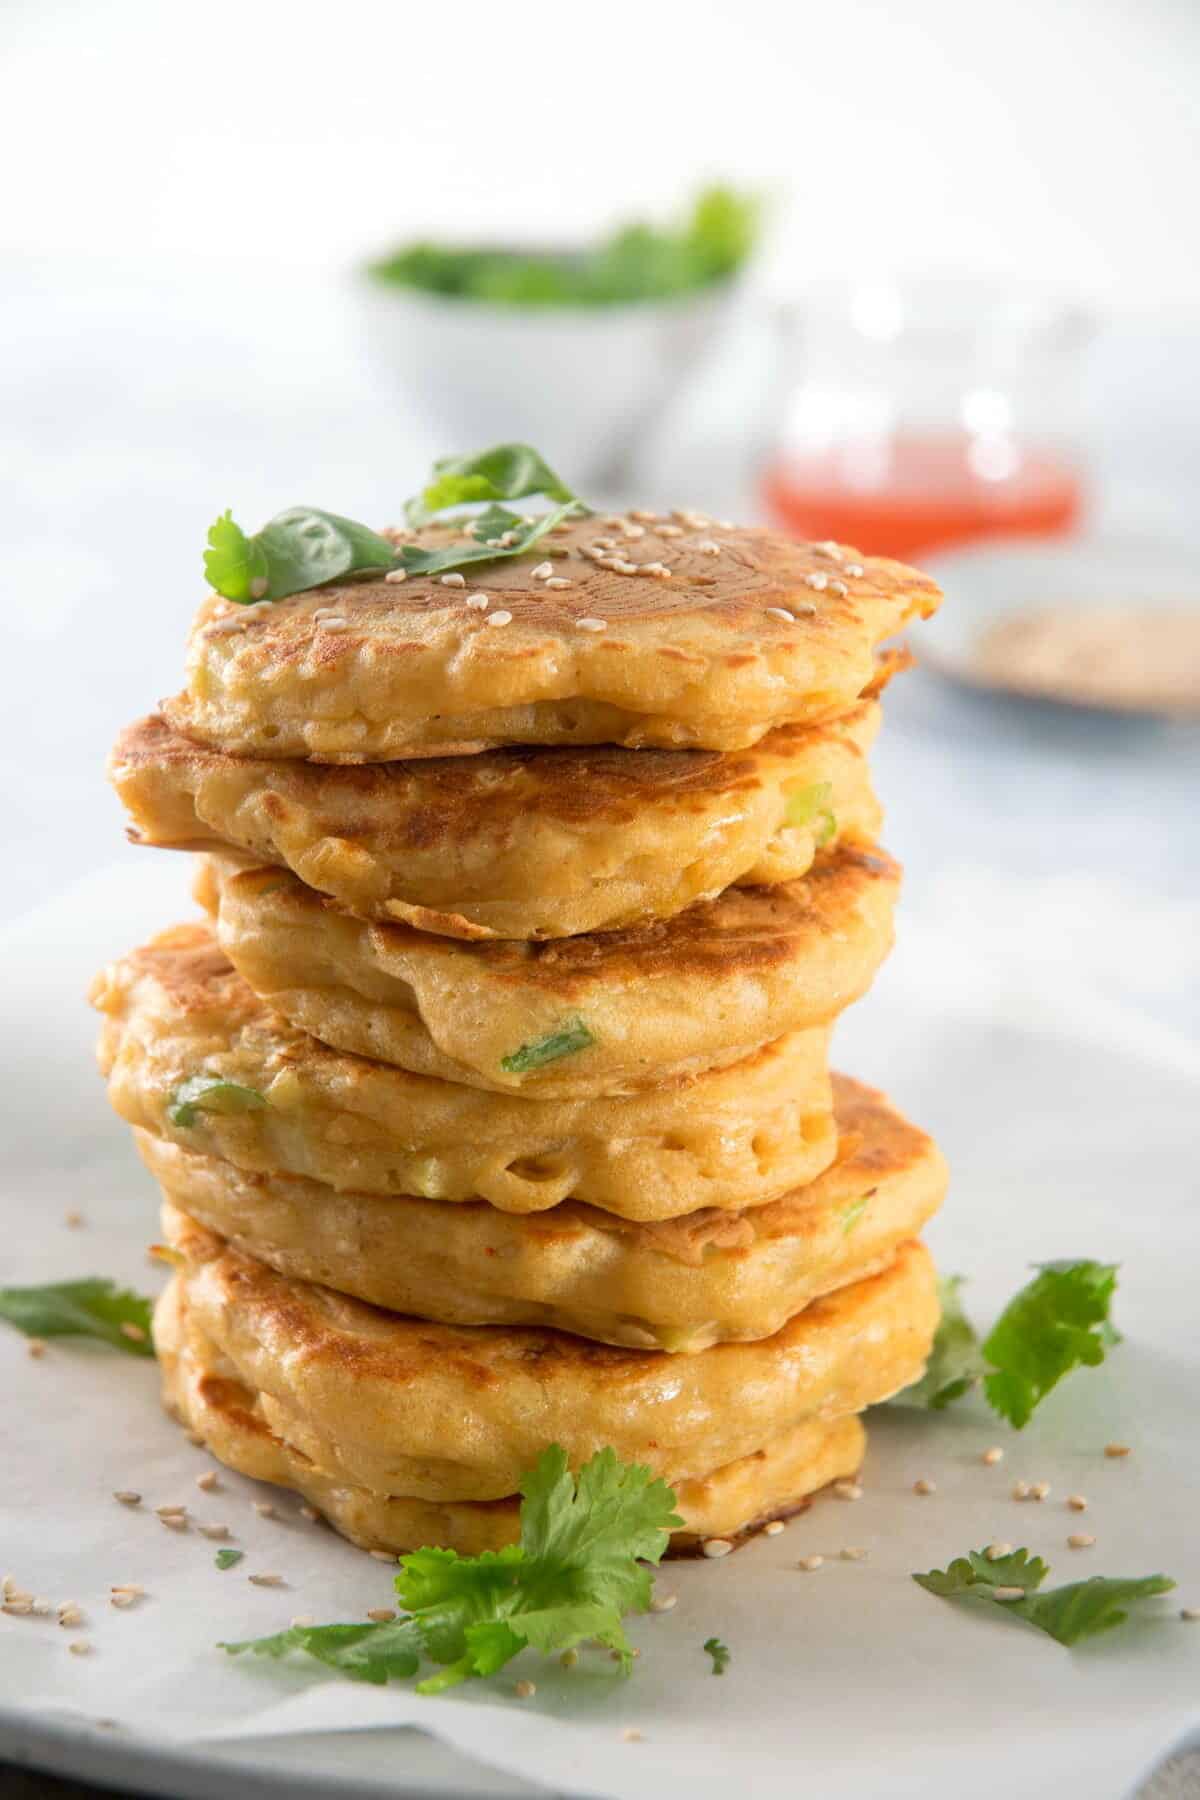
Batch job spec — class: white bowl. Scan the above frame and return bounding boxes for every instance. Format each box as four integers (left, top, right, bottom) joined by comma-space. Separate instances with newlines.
357, 279, 740, 486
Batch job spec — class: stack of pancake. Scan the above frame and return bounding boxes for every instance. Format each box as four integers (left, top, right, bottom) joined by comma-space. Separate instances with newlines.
94, 510, 947, 1555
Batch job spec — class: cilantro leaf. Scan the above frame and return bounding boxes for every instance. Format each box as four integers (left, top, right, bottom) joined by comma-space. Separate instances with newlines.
407, 444, 575, 528
500, 1020, 595, 1075
914, 1547, 1174, 1647
982, 1260, 1121, 1429
215, 1548, 244, 1570
167, 1076, 266, 1128
0, 1279, 154, 1356
889, 1275, 988, 1410
204, 508, 397, 605
703, 1636, 731, 1674
221, 1445, 681, 1697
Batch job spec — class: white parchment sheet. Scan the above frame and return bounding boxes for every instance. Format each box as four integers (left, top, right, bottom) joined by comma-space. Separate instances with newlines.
2, 859, 1198, 1800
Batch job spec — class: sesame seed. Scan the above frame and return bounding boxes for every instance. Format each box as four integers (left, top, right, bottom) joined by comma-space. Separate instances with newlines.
763, 1521, 786, 1537
57, 1605, 84, 1628
197, 1524, 229, 1541
384, 568, 408, 584
465, 592, 489, 611
829, 579, 848, 596
1067, 1494, 1089, 1511
677, 510, 711, 529
982, 1447, 1004, 1466
613, 559, 639, 575
799, 1555, 824, 1572
366, 1607, 396, 1623
113, 1492, 141, 1508
913, 1478, 936, 1496
253, 1503, 277, 1519
816, 541, 841, 555
186, 1432, 206, 1448
1068, 1533, 1096, 1550
985, 1543, 1014, 1561
68, 1639, 92, 1656
619, 523, 646, 540
195, 1472, 218, 1493
992, 1586, 1026, 1602
695, 540, 721, 556
156, 1504, 187, 1519
658, 524, 684, 538
1012, 1481, 1031, 1501
530, 561, 554, 580
369, 1550, 396, 1563
248, 1573, 285, 1587
1181, 1608, 1200, 1622
109, 1592, 136, 1610
290, 1615, 315, 1629
543, 576, 572, 589
833, 1482, 863, 1501
643, 561, 673, 577
488, 610, 513, 627
845, 563, 865, 578
630, 509, 660, 522
804, 572, 828, 591
591, 538, 614, 551
2, 1578, 20, 1599
1105, 1442, 1132, 1458
576, 617, 608, 632
715, 519, 735, 530
622, 1728, 644, 1743
650, 1592, 677, 1612
299, 1505, 321, 1523
64, 1210, 85, 1228
248, 577, 270, 600
514, 1679, 536, 1699
439, 573, 466, 587
2, 1601, 32, 1617
27, 1339, 47, 1359
766, 607, 795, 622
840, 1547, 868, 1561
110, 1584, 144, 1597
317, 617, 348, 631
702, 1538, 734, 1559
1031, 1482, 1051, 1501
158, 1515, 188, 1532
561, 1648, 579, 1668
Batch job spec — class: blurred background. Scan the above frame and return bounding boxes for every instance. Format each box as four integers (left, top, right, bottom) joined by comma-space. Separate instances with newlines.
2, 0, 1198, 1039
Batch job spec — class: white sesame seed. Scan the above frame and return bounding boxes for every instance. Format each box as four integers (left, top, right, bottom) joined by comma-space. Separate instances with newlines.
816, 540, 841, 555
544, 576, 572, 590
2, 1601, 32, 1617
439, 572, 466, 587
650, 1592, 677, 1612
119, 1321, 147, 1343
530, 561, 555, 580
1067, 1494, 1089, 1511
804, 572, 828, 591
1181, 1608, 1200, 1622
766, 607, 795, 622
1068, 1533, 1096, 1550
678, 510, 712, 529
1012, 1481, 1031, 1501
828, 580, 849, 596
2, 1578, 20, 1599
109, 1592, 136, 1610
158, 1515, 188, 1532
622, 1728, 644, 1742
763, 1520, 786, 1537
658, 524, 684, 538
591, 538, 615, 551
560, 1648, 579, 1668
985, 1543, 1014, 1561
619, 523, 646, 540
290, 1615, 315, 1628
369, 1550, 396, 1563
715, 520, 735, 530
465, 592, 489, 612
488, 610, 513, 627
197, 1524, 229, 1540
613, 559, 639, 575
110, 1584, 144, 1597
68, 1639, 92, 1656
982, 1447, 1004, 1466
840, 1547, 868, 1561
27, 1339, 46, 1359
1031, 1482, 1051, 1501
113, 1492, 141, 1508
833, 1481, 863, 1501
576, 617, 608, 632
248, 1573, 285, 1587
845, 563, 865, 578
992, 1586, 1026, 1602
57, 1604, 84, 1628
317, 617, 348, 632
913, 1479, 936, 1496
630, 510, 660, 522
186, 1432, 206, 1448
1105, 1442, 1132, 1458
514, 1679, 537, 1699
366, 1607, 396, 1623
702, 1538, 734, 1559
195, 1472, 218, 1493
695, 540, 722, 556
799, 1555, 824, 1572
253, 1503, 277, 1519
384, 568, 408, 584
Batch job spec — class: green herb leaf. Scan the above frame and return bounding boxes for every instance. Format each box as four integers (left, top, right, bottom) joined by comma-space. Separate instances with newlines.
914, 1547, 1175, 1647
982, 1260, 1121, 1429
500, 1019, 595, 1075
398, 501, 581, 580
215, 1548, 244, 1570
0, 1279, 154, 1356
889, 1275, 988, 1410
221, 1445, 681, 1695
204, 507, 397, 604
168, 1076, 266, 1129
407, 444, 575, 528
703, 1636, 731, 1675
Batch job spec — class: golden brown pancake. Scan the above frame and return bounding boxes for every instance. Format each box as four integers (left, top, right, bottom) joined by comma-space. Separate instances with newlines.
138, 1075, 946, 1350
156, 1207, 935, 1501
195, 845, 899, 1095
162, 515, 940, 760
111, 704, 883, 939
157, 1281, 867, 1556
92, 925, 837, 1219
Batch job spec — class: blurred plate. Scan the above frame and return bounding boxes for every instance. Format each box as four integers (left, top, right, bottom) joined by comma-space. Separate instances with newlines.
920, 537, 1200, 721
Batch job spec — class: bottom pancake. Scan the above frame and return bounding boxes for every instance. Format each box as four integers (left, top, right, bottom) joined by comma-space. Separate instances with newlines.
155, 1277, 866, 1556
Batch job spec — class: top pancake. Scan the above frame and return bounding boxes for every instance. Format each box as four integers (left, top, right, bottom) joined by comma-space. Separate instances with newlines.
162, 515, 940, 760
